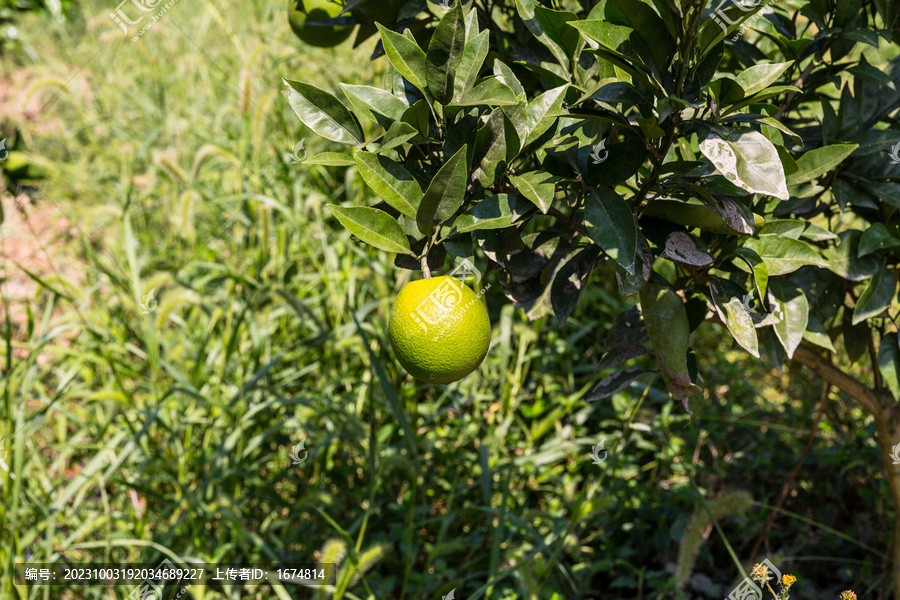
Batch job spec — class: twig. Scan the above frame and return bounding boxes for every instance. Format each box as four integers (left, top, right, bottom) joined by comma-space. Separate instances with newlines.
547, 206, 589, 237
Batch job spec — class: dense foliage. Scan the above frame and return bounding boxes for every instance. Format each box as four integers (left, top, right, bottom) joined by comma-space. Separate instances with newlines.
287, 0, 900, 409
284, 0, 900, 593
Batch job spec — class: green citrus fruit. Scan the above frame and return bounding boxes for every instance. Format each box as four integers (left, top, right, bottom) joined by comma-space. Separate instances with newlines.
288, 0, 353, 48
389, 276, 491, 384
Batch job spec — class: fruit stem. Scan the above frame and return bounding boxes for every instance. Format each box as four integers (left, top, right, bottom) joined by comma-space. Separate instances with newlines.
421, 255, 431, 278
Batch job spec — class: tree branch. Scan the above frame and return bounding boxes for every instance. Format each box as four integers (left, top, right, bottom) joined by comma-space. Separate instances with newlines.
790, 343, 886, 416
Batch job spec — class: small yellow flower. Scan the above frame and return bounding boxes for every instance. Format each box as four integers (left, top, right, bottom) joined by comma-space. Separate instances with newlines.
839, 591, 857, 600
782, 574, 796, 587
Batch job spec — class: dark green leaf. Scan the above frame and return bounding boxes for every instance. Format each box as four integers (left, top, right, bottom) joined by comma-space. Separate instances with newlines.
450, 77, 520, 107
587, 136, 648, 186
426, 2, 467, 104
354, 152, 422, 218
551, 246, 601, 328
509, 171, 560, 214
878, 333, 900, 400
417, 144, 469, 235
859, 223, 900, 257
450, 195, 529, 234
327, 205, 413, 255
283, 79, 364, 145
822, 230, 880, 281
585, 188, 638, 273
473, 110, 518, 187
377, 24, 429, 96
605, 0, 670, 73
852, 264, 896, 324
586, 368, 651, 401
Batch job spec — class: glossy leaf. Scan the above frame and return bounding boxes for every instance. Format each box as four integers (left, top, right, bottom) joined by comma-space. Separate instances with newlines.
852, 264, 896, 324
450, 78, 520, 107
858, 223, 900, 257
742, 236, 827, 276
730, 247, 769, 300
822, 230, 880, 281
426, 2, 467, 104
768, 279, 808, 359
454, 29, 490, 99
699, 131, 789, 200
733, 61, 793, 97
710, 276, 759, 357
327, 205, 413, 255
472, 110, 518, 187
522, 85, 568, 148
509, 171, 560, 214
584, 188, 638, 273
340, 83, 409, 127
450, 194, 529, 233
551, 246, 601, 328
283, 79, 364, 145
605, 0, 669, 73
305, 152, 356, 166
803, 315, 837, 353
417, 144, 469, 235
377, 24, 429, 96
379, 121, 420, 151
786, 143, 859, 186
354, 152, 422, 218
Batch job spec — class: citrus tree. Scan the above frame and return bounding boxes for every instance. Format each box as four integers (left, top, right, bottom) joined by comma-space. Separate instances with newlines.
283, 0, 900, 590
